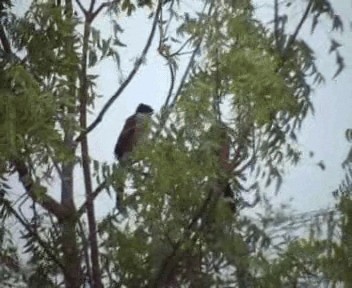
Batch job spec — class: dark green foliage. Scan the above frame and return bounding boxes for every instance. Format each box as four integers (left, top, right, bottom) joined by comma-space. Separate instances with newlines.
0, 0, 350, 287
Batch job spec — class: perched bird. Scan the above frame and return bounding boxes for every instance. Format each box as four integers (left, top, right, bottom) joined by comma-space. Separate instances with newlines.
113, 103, 153, 213
114, 103, 154, 162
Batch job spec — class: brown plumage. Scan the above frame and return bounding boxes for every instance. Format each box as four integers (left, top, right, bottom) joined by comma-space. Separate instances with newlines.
114, 115, 139, 161
114, 103, 153, 162
113, 103, 153, 213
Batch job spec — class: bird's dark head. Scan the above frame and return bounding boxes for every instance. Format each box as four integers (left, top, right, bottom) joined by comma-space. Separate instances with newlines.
136, 103, 153, 115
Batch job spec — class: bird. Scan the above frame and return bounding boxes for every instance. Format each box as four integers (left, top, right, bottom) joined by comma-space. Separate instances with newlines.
114, 103, 154, 162
113, 103, 153, 213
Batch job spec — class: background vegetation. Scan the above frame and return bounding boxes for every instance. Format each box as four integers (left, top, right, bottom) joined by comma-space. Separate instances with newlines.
0, 0, 351, 287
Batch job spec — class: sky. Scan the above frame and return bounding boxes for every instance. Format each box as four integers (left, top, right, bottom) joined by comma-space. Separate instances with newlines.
11, 0, 352, 220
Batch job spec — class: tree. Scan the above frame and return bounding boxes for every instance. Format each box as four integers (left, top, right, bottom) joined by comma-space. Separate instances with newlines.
249, 131, 352, 288
0, 0, 348, 287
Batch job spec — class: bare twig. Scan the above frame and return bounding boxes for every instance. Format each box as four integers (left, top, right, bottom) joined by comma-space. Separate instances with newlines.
157, 9, 176, 108
163, 63, 176, 108
169, 37, 193, 57
273, 0, 280, 51
154, 39, 201, 136
162, 0, 175, 37
18, 195, 31, 227
169, 40, 201, 108
91, 0, 120, 20
282, 0, 313, 58
77, 180, 107, 217
88, 0, 96, 12
168, 0, 213, 109
75, 0, 162, 143
75, 0, 87, 15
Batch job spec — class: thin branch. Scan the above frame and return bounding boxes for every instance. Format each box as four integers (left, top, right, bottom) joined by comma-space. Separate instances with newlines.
51, 154, 64, 179
156, 39, 201, 132
78, 220, 93, 287
282, 0, 313, 58
0, 2, 10, 53
75, 0, 88, 15
88, 0, 96, 12
18, 195, 31, 227
214, 9, 221, 121
2, 199, 65, 271
163, 63, 176, 108
273, 0, 280, 51
169, 37, 193, 57
161, 0, 175, 37
13, 190, 29, 207
151, 185, 220, 287
48, 211, 61, 240
168, 0, 214, 108
157, 9, 176, 108
0, 25, 11, 54
91, 0, 120, 20
154, 2, 211, 139
75, 0, 162, 143
77, 180, 107, 217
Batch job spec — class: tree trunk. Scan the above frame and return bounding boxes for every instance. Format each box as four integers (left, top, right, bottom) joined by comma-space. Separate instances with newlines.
61, 210, 82, 288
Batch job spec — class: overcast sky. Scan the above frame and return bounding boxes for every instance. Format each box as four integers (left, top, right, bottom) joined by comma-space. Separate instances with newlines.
12, 0, 352, 219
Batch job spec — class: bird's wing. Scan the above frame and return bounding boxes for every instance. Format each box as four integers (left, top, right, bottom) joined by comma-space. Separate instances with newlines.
114, 116, 137, 160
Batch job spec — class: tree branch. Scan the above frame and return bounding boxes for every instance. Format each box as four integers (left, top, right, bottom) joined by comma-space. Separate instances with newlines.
0, 1, 11, 53
75, 0, 87, 15
282, 0, 313, 58
170, 41, 200, 108
78, 13, 103, 287
0, 25, 11, 54
273, 0, 280, 51
2, 199, 65, 271
162, 62, 176, 108
169, 37, 193, 58
88, 0, 96, 12
91, 0, 121, 20
154, 39, 202, 140
168, 1, 212, 109
78, 220, 93, 287
151, 185, 220, 287
77, 180, 107, 217
154, 2, 211, 141
74, 0, 162, 143
157, 7, 176, 108
13, 160, 68, 221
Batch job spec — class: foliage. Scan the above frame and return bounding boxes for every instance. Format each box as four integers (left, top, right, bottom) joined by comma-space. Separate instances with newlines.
0, 0, 350, 287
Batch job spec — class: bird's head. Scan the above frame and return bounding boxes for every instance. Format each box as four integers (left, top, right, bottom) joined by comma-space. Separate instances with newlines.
136, 103, 154, 115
